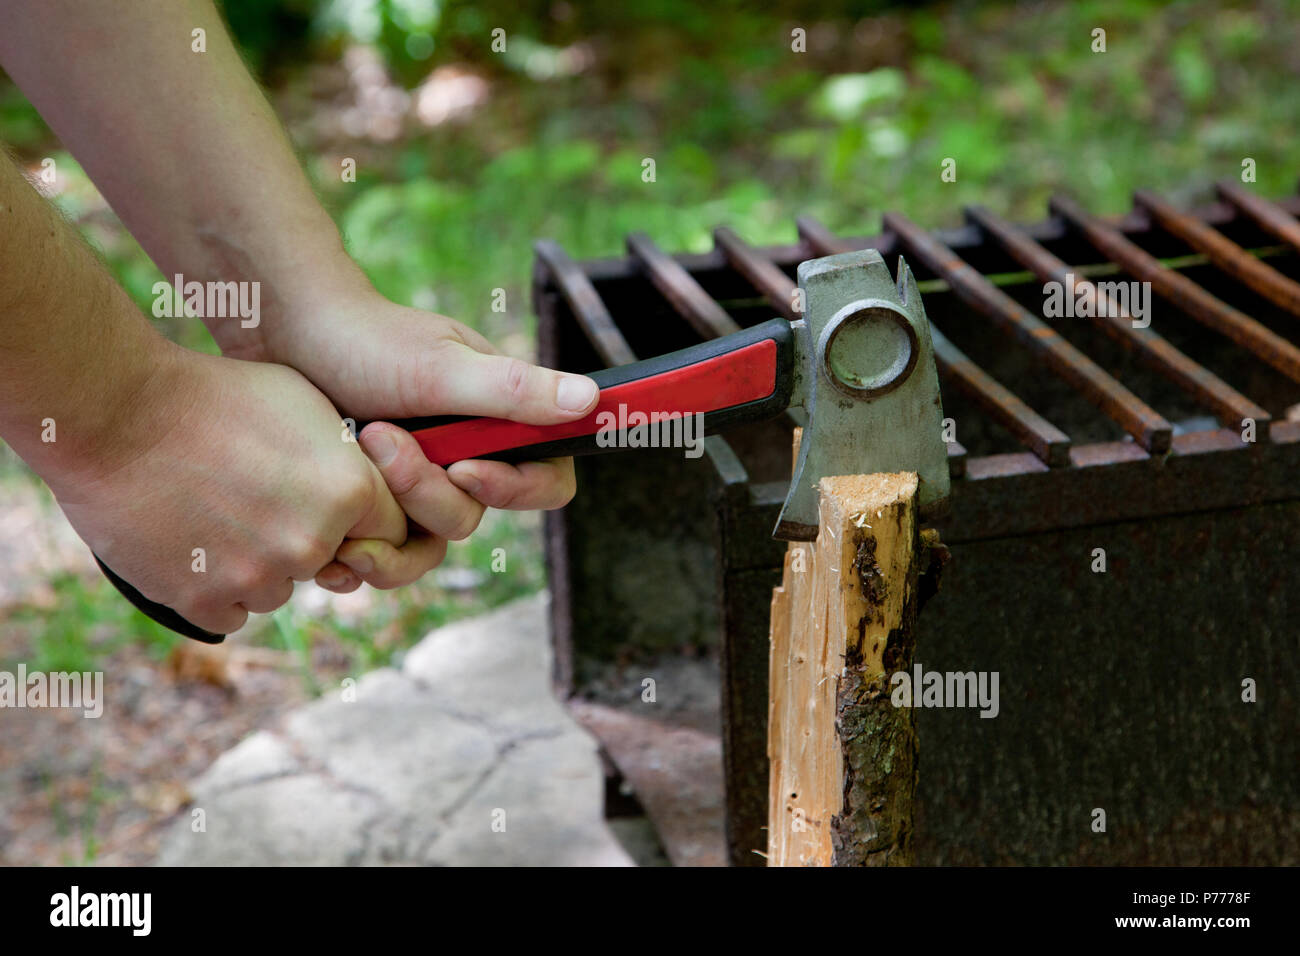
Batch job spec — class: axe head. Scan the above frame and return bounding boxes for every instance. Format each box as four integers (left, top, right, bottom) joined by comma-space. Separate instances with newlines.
774, 249, 949, 541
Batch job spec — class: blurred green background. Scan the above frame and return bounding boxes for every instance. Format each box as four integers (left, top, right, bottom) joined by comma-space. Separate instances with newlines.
2, 0, 1298, 676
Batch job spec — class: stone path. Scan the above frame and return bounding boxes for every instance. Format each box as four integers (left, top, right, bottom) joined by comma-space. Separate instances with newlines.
156, 594, 634, 866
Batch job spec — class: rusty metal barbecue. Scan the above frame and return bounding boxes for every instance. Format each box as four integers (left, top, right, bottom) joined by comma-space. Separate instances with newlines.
531, 186, 1300, 866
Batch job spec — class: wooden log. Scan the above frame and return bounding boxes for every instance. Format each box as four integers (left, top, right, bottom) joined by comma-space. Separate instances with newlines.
768, 451, 923, 866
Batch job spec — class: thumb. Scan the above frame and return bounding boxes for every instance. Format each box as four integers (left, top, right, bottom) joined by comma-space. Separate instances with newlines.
429, 342, 599, 424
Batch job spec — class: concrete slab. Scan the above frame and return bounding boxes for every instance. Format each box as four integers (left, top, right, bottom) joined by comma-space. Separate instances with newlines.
154, 593, 634, 866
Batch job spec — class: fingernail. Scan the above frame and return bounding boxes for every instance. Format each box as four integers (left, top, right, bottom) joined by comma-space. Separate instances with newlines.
556, 375, 598, 412
341, 552, 374, 574
318, 569, 348, 588
360, 430, 398, 466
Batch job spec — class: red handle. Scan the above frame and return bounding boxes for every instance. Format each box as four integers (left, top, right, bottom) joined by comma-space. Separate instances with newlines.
387, 318, 794, 467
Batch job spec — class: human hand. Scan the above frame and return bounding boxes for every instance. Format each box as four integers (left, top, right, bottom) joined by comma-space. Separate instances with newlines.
231, 289, 597, 575
51, 345, 432, 633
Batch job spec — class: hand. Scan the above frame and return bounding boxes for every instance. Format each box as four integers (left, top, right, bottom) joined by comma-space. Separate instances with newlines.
226, 289, 596, 575
311, 416, 580, 593
51, 345, 428, 633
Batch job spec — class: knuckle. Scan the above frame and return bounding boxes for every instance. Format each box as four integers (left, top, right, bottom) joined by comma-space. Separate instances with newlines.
416, 372, 447, 411
481, 484, 518, 510
340, 471, 377, 517
416, 344, 458, 407
502, 358, 532, 404
384, 461, 423, 499
286, 532, 335, 573
228, 563, 268, 597
349, 547, 398, 589
445, 507, 483, 541
439, 319, 473, 345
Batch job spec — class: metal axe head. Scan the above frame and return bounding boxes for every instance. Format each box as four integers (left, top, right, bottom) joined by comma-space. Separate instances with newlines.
774, 248, 950, 541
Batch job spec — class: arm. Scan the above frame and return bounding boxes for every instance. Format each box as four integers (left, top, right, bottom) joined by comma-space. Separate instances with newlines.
0, 149, 416, 631
0, 0, 359, 361
0, 0, 598, 588
0, 149, 170, 490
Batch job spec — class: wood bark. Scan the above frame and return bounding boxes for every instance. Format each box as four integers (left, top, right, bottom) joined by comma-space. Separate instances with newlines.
767, 455, 923, 866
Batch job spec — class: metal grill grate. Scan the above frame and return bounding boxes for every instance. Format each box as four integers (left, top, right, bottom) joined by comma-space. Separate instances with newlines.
532, 189, 1300, 533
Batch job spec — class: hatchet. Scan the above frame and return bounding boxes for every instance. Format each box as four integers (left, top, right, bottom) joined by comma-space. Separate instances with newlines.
97, 249, 950, 642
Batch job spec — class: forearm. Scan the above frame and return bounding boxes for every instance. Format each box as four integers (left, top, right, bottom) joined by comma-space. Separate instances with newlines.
0, 0, 369, 359
0, 149, 178, 493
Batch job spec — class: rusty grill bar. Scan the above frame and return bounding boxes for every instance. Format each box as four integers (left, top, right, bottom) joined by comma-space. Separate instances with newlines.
1217, 180, 1300, 252
1134, 189, 1300, 318
964, 204, 1271, 429
1049, 194, 1300, 384
535, 189, 1300, 488
533, 239, 638, 367
883, 210, 1174, 454
626, 231, 741, 340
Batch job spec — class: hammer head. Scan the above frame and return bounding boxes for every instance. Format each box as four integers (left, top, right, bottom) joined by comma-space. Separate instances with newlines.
774, 249, 949, 541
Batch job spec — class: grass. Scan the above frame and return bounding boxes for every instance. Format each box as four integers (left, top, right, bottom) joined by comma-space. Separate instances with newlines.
47, 762, 111, 866
5, 572, 180, 675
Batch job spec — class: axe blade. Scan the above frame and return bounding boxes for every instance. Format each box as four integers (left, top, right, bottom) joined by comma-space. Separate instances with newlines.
774, 250, 949, 541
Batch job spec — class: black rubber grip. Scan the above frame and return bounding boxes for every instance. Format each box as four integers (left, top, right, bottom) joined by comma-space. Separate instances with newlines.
94, 554, 225, 644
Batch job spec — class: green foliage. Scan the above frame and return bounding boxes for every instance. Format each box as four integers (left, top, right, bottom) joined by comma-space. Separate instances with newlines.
312, 0, 444, 85
330, 132, 792, 326
6, 572, 179, 674
1170, 36, 1214, 108
0, 82, 49, 147
316, 0, 1300, 327
218, 0, 315, 76
810, 69, 906, 123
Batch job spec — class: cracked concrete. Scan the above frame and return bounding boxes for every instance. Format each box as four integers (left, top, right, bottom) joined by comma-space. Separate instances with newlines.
155, 593, 634, 866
